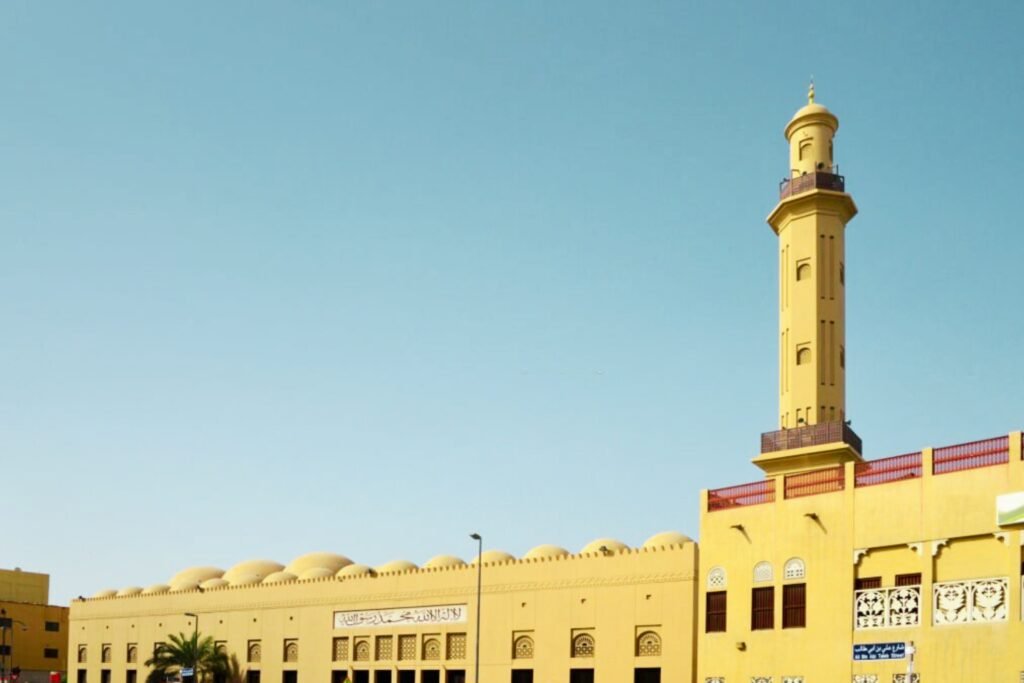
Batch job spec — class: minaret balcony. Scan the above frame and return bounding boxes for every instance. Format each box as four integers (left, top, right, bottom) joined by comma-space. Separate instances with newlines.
779, 171, 845, 199
761, 421, 862, 456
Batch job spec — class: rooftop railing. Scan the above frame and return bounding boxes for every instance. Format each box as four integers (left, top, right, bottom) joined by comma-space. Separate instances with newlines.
707, 479, 775, 512
760, 421, 862, 456
779, 171, 845, 199
708, 431, 1021, 513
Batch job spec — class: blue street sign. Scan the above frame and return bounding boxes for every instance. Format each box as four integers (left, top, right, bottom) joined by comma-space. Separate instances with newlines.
853, 642, 906, 661
181, 669, 194, 677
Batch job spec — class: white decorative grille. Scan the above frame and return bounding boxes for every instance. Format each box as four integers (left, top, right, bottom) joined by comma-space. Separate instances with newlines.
705, 679, 725, 683
752, 677, 772, 683
853, 676, 878, 683
855, 586, 921, 629
708, 566, 727, 589
782, 677, 803, 683
933, 577, 1008, 624
753, 562, 773, 583
783, 558, 806, 580
892, 675, 919, 683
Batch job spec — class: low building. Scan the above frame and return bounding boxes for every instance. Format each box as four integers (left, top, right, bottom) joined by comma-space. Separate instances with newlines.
69, 535, 696, 683
0, 568, 70, 683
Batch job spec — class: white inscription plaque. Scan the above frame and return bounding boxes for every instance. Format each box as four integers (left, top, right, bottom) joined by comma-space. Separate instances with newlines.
334, 604, 468, 629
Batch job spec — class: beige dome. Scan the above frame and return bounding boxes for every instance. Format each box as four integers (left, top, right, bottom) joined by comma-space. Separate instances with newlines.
228, 573, 264, 586
116, 586, 143, 597
581, 538, 629, 554
262, 571, 298, 585
642, 531, 693, 548
423, 555, 466, 569
523, 544, 571, 560
141, 584, 170, 595
92, 589, 117, 598
337, 564, 375, 578
376, 560, 418, 573
222, 559, 284, 584
284, 552, 353, 575
298, 567, 334, 580
199, 578, 229, 589
169, 566, 224, 587
471, 550, 515, 565
170, 580, 201, 592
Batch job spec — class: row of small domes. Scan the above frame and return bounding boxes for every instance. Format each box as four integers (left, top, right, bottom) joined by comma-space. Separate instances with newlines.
91, 532, 692, 598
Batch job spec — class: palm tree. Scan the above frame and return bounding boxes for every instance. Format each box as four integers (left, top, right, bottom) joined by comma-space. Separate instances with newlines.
224, 653, 246, 683
144, 632, 228, 683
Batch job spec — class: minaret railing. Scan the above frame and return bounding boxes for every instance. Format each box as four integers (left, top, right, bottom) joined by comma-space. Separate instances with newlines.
779, 171, 845, 199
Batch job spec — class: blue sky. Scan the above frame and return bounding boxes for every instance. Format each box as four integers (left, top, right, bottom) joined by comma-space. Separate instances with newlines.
2, 2, 1022, 604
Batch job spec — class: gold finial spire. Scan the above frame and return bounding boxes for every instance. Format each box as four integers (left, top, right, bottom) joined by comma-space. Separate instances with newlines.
808, 77, 815, 104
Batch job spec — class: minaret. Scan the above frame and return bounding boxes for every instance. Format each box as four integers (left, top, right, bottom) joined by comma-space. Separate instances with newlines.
754, 85, 862, 475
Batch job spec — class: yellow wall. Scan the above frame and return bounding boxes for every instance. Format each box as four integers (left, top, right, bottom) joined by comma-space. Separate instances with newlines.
1, 600, 70, 683
0, 570, 50, 606
69, 541, 696, 683
699, 431, 1024, 683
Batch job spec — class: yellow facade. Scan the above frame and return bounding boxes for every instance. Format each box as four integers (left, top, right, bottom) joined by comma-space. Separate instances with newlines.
1, 568, 70, 683
68, 90, 1024, 683
699, 91, 1024, 683
69, 536, 696, 683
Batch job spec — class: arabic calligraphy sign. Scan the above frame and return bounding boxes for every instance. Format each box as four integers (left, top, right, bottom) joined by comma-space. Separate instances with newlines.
334, 605, 468, 629
853, 642, 906, 661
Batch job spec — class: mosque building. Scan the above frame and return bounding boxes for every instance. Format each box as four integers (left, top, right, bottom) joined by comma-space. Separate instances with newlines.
68, 89, 1024, 683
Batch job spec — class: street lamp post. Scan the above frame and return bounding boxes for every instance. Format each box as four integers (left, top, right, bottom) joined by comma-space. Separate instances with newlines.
0, 608, 7, 683
184, 613, 199, 683
469, 533, 482, 683
9, 621, 26, 682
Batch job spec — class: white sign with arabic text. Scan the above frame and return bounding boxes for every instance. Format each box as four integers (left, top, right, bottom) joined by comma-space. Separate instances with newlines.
334, 604, 468, 629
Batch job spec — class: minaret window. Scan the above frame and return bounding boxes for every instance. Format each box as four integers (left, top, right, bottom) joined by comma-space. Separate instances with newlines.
796, 262, 811, 281
796, 347, 811, 365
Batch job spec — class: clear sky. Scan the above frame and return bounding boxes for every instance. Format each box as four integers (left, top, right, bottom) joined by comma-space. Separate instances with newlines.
2, 2, 1023, 604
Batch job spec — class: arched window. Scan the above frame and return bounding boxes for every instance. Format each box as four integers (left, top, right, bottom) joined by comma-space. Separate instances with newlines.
707, 566, 727, 590
78, 646, 87, 664
126, 644, 137, 664
636, 631, 661, 657
101, 645, 111, 663
753, 561, 773, 583
422, 638, 440, 661
283, 640, 298, 663
784, 558, 806, 580
247, 641, 261, 664
513, 636, 534, 660
571, 633, 595, 658
354, 640, 371, 662
796, 263, 811, 281
796, 347, 811, 365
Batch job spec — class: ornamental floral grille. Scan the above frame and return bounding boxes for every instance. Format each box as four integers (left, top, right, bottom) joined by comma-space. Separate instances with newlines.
752, 677, 772, 683
423, 638, 441, 661
572, 633, 595, 658
782, 678, 804, 683
636, 631, 661, 657
398, 635, 416, 661
706, 679, 724, 683
375, 636, 392, 661
892, 675, 919, 683
447, 634, 466, 660
354, 640, 370, 662
333, 637, 349, 661
855, 586, 921, 629
853, 676, 878, 683
513, 636, 534, 659
933, 577, 1008, 624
